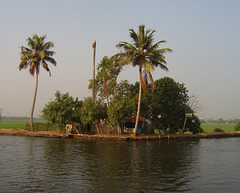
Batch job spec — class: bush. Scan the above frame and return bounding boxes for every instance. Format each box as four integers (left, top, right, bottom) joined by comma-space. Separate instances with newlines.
25, 122, 64, 131
234, 123, 240, 131
214, 128, 224, 132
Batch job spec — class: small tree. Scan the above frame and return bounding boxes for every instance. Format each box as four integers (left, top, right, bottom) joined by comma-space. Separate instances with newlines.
184, 114, 203, 134
107, 87, 137, 134
235, 122, 240, 131
181, 92, 204, 134
80, 97, 106, 134
150, 77, 188, 133
90, 56, 121, 106
42, 91, 82, 128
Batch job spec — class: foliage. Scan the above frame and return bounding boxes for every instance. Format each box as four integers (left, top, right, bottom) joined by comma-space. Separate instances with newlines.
107, 88, 137, 127
92, 56, 121, 105
142, 77, 188, 133
80, 97, 107, 126
234, 122, 240, 131
19, 34, 56, 76
184, 114, 203, 134
107, 81, 137, 134
42, 91, 82, 126
25, 122, 63, 131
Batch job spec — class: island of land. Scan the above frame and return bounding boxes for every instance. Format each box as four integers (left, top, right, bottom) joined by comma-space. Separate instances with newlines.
1, 129, 240, 141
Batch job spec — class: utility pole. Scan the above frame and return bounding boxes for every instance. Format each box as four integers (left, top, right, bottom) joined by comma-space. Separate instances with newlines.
92, 40, 96, 101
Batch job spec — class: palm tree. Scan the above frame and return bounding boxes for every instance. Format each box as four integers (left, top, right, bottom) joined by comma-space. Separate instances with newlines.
19, 34, 56, 132
114, 25, 172, 136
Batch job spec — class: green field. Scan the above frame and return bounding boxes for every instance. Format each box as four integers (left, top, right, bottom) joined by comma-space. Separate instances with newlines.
201, 123, 236, 132
0, 120, 27, 130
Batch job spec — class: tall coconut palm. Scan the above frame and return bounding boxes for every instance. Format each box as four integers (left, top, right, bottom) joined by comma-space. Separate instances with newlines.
19, 34, 56, 132
114, 25, 172, 136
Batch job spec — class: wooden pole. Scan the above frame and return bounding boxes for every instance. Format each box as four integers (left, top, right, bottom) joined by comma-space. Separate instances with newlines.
92, 40, 96, 101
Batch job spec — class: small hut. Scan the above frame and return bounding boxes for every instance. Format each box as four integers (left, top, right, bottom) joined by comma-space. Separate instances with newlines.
122, 115, 148, 134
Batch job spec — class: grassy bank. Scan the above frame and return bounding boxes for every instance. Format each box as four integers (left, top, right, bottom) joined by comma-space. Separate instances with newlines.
0, 120, 237, 133
201, 123, 236, 132
0, 120, 27, 130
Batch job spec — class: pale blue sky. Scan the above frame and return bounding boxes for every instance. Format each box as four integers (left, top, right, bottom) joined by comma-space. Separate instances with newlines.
0, 0, 239, 119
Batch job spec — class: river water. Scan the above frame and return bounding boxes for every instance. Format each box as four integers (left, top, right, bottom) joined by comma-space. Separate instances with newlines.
0, 136, 240, 193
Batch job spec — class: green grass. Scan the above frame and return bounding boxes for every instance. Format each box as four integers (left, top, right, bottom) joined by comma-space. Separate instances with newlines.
0, 120, 27, 130
201, 123, 236, 132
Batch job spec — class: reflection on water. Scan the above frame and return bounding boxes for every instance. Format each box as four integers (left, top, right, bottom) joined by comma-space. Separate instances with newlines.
0, 136, 240, 192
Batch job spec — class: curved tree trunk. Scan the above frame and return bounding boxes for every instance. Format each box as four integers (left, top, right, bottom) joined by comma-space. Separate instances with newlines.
181, 113, 188, 134
134, 66, 142, 136
95, 124, 101, 134
30, 74, 38, 132
117, 123, 122, 135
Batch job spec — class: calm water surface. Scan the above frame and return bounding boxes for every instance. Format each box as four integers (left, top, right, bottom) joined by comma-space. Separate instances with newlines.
0, 136, 240, 193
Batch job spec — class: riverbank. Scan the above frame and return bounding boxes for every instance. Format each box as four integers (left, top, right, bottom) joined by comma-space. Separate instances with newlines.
0, 129, 69, 138
1, 129, 240, 140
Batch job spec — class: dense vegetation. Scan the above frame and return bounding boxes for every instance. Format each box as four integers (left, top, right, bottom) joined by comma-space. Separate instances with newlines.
42, 77, 203, 134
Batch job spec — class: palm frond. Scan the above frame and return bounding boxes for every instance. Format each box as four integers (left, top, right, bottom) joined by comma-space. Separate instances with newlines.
45, 50, 55, 57
116, 41, 136, 51
42, 60, 51, 76
45, 56, 57, 66
149, 72, 154, 90
115, 24, 172, 93
129, 28, 139, 45
140, 70, 148, 92
19, 34, 56, 76
42, 41, 54, 51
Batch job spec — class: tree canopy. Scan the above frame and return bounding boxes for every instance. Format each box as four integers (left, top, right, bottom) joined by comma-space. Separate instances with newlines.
42, 91, 82, 127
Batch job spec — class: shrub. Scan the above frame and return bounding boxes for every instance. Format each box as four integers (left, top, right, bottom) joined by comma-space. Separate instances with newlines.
25, 122, 64, 131
234, 123, 240, 131
214, 128, 224, 132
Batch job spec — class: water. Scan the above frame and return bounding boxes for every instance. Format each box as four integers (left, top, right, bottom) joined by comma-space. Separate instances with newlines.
0, 136, 240, 193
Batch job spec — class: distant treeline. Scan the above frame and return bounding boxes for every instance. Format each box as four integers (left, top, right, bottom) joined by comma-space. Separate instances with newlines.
1, 116, 44, 121
202, 118, 240, 124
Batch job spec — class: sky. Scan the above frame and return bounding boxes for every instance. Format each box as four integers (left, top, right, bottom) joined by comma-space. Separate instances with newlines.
0, 0, 240, 120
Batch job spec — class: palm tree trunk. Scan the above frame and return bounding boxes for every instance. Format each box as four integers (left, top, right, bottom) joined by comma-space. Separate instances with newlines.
181, 113, 188, 134
117, 123, 122, 135
134, 66, 142, 136
92, 40, 96, 101
95, 124, 100, 134
30, 74, 38, 132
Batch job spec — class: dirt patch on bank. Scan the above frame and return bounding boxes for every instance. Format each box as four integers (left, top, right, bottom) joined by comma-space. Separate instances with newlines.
0, 129, 67, 138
